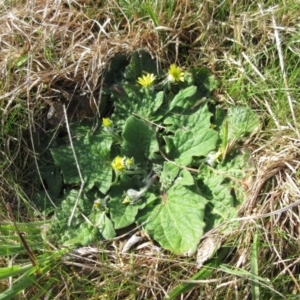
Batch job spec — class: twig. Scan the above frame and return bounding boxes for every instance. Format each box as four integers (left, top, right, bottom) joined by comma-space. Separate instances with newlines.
232, 198, 300, 221
26, 62, 57, 210
241, 52, 265, 80
272, 16, 299, 137
271, 234, 300, 292
62, 105, 85, 226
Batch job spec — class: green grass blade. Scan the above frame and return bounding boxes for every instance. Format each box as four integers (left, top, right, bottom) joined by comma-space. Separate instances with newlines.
220, 264, 270, 287
0, 265, 33, 280
31, 277, 59, 300
166, 248, 229, 299
145, 3, 159, 26
0, 274, 38, 300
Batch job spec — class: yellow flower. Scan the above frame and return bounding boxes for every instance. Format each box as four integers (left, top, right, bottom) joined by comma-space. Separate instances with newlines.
137, 73, 156, 88
102, 118, 113, 128
167, 64, 185, 82
125, 157, 134, 169
93, 199, 102, 210
111, 156, 125, 171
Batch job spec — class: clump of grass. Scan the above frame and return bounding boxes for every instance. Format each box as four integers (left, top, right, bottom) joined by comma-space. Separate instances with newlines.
209, 136, 300, 299
1, 0, 300, 299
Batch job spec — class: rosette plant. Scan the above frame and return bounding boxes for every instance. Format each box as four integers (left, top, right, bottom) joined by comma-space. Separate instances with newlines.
34, 50, 259, 255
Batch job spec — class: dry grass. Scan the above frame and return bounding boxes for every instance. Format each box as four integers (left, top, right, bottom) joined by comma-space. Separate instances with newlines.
202, 135, 300, 299
1, 0, 300, 299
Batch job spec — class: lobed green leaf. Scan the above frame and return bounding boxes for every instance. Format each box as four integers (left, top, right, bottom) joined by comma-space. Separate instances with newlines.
144, 181, 207, 255
121, 116, 158, 166
51, 129, 113, 194
165, 128, 218, 166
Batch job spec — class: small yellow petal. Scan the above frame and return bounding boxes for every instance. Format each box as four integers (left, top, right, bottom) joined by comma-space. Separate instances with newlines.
111, 156, 125, 171
137, 73, 156, 87
167, 64, 185, 82
125, 157, 134, 168
102, 118, 113, 127
93, 200, 101, 209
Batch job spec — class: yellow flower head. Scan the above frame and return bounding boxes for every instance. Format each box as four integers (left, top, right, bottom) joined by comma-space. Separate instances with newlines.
102, 118, 113, 128
122, 195, 131, 204
111, 156, 125, 171
111, 156, 135, 172
93, 199, 102, 210
167, 64, 185, 82
124, 157, 134, 169
137, 73, 156, 88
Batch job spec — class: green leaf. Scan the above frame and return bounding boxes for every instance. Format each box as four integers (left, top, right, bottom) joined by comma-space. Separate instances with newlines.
177, 169, 194, 186
50, 191, 115, 246
121, 116, 158, 166
48, 190, 93, 244
197, 165, 237, 230
51, 128, 113, 193
109, 196, 141, 229
225, 106, 260, 141
63, 223, 97, 247
109, 175, 148, 229
38, 165, 63, 197
104, 53, 128, 85
112, 83, 142, 121
217, 149, 251, 180
110, 51, 163, 123
153, 91, 165, 114
91, 211, 116, 240
159, 163, 193, 188
144, 182, 207, 254
31, 131, 64, 213
164, 103, 212, 133
206, 186, 236, 228
32, 191, 62, 215
163, 101, 218, 166
189, 67, 219, 93
159, 162, 180, 190
169, 86, 197, 110
124, 49, 158, 81
165, 128, 218, 166
216, 149, 253, 204
113, 84, 166, 123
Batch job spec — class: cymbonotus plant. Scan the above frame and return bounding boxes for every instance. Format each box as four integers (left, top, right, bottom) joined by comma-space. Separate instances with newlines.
35, 49, 259, 255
